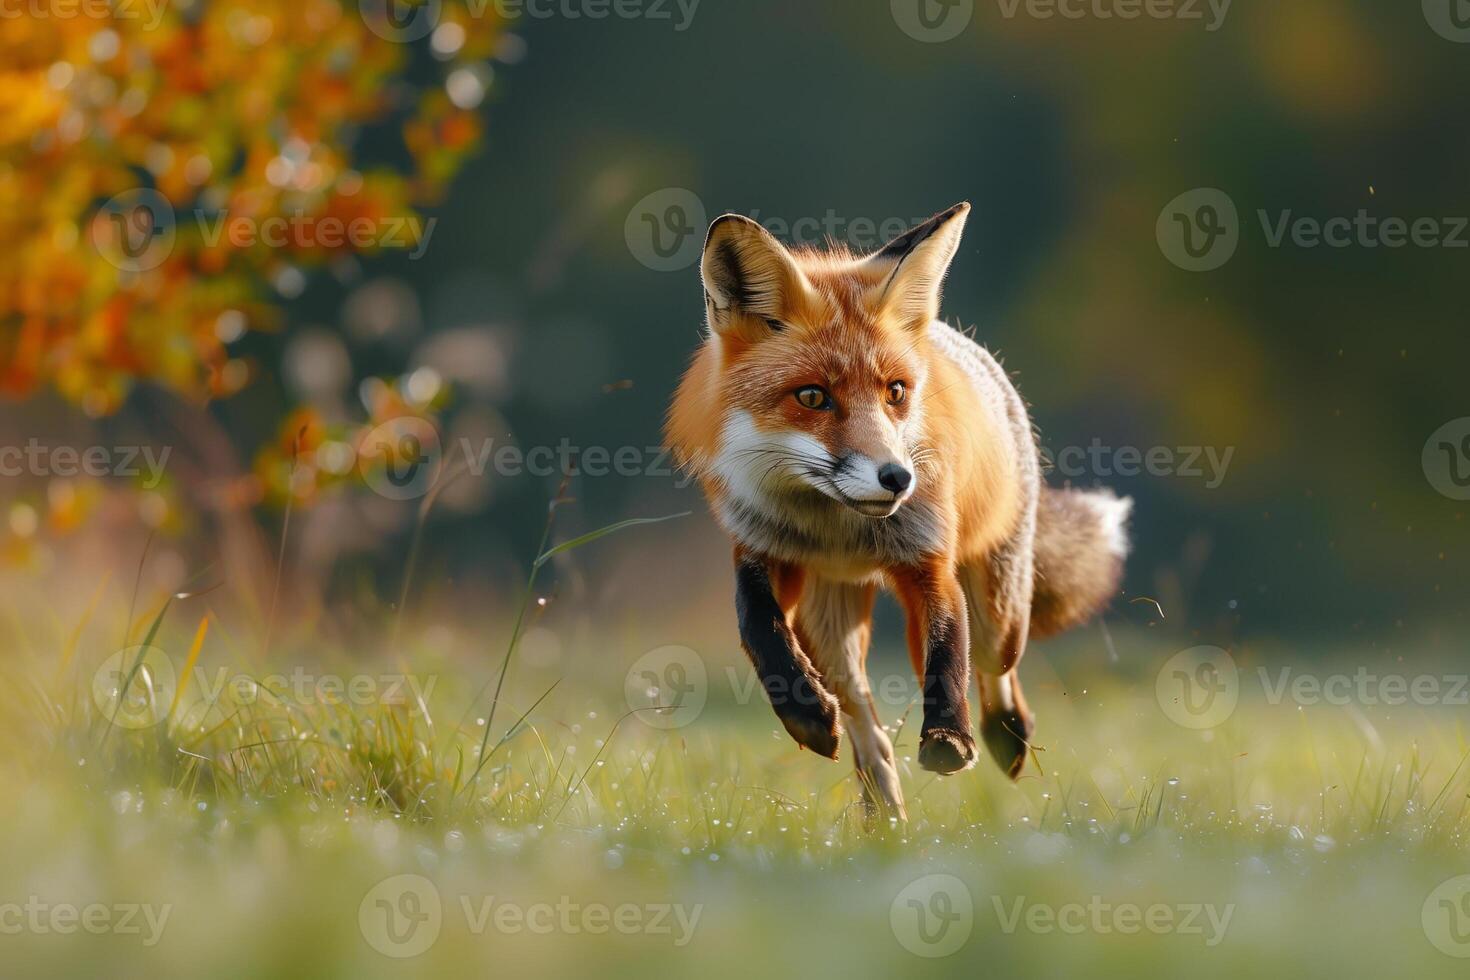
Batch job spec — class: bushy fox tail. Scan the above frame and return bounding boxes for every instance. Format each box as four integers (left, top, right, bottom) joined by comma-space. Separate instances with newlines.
1030, 487, 1132, 639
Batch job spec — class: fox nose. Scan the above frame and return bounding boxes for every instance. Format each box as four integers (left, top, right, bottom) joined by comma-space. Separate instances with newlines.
878, 463, 913, 495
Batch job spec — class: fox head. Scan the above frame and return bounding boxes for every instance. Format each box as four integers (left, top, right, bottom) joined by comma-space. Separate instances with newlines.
689, 203, 970, 519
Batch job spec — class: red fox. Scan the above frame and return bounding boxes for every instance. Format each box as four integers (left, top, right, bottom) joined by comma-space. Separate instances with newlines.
666, 203, 1130, 819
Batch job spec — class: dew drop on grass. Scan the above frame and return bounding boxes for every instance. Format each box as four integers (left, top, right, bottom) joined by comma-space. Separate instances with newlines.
1167, 777, 1181, 786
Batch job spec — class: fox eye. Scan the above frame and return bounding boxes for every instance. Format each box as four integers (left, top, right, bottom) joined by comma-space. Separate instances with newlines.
887, 381, 907, 405
795, 386, 832, 411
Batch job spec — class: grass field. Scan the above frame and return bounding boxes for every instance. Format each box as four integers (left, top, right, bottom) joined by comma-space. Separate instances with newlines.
5, 571, 1470, 980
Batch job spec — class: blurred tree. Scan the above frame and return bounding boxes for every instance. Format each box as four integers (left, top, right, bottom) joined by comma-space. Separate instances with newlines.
0, 0, 505, 417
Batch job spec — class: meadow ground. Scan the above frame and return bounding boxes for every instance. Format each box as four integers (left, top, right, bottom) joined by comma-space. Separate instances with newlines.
5, 584, 1470, 979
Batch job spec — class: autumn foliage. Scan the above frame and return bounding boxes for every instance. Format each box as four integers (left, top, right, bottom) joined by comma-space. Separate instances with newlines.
0, 0, 505, 416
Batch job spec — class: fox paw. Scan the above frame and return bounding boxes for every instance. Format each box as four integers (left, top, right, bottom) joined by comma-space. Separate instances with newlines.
773, 679, 841, 760
981, 708, 1035, 781
917, 727, 978, 775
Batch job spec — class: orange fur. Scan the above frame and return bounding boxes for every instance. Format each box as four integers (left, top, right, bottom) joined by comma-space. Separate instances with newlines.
667, 205, 1130, 809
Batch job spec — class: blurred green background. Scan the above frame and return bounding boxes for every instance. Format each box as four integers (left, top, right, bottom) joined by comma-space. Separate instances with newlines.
8, 1, 1470, 653
271, 0, 1468, 649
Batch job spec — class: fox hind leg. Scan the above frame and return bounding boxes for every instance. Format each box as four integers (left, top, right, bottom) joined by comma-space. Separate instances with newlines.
794, 579, 907, 822
961, 541, 1037, 780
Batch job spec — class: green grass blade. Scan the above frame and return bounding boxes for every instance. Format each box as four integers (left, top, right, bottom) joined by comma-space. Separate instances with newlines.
533, 512, 690, 569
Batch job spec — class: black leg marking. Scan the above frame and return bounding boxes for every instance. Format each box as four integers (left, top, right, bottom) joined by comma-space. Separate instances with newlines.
735, 558, 840, 759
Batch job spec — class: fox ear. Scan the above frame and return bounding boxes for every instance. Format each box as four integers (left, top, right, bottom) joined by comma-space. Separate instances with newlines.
866, 202, 970, 328
701, 214, 811, 340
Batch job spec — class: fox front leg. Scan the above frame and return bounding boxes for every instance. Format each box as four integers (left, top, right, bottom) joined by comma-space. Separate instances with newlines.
893, 562, 978, 775
733, 550, 841, 759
